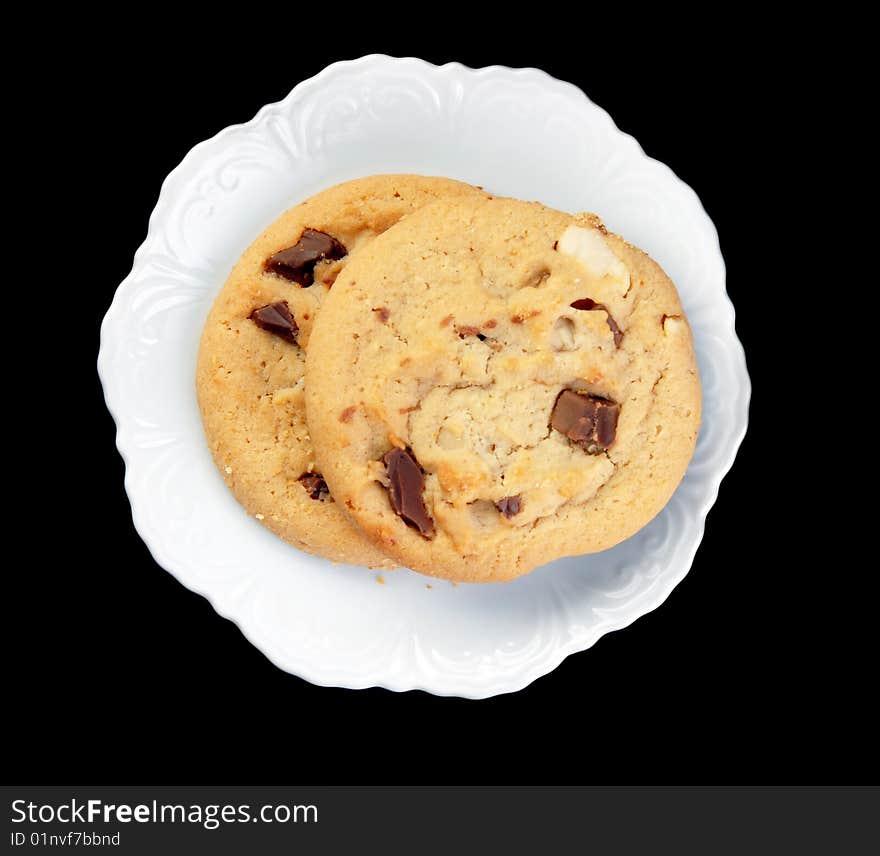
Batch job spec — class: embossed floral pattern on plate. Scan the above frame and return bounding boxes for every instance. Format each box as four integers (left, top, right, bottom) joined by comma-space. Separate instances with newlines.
98, 56, 749, 698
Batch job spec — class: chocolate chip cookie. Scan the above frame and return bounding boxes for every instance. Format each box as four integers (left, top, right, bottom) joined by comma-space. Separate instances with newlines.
196, 175, 483, 567
305, 196, 701, 581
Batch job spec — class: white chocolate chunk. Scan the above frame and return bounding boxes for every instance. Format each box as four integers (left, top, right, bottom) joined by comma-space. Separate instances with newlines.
662, 314, 686, 336
557, 225, 628, 285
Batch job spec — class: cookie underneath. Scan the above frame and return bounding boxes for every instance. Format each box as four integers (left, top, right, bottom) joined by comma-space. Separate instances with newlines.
196, 175, 484, 567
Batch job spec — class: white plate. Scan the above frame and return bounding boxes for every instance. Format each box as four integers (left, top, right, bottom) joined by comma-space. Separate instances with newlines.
98, 55, 749, 698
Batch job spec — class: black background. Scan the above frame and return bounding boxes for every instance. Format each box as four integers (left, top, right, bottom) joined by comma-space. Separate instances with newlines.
8, 31, 869, 785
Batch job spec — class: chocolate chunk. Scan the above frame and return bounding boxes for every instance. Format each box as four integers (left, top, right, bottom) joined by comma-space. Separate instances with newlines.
495, 495, 523, 518
381, 448, 434, 537
265, 228, 347, 286
570, 298, 623, 347
570, 297, 599, 311
249, 301, 299, 343
298, 473, 331, 501
605, 314, 623, 347
550, 390, 620, 453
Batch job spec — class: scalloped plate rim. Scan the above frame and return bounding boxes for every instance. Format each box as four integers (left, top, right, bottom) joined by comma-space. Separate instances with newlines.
98, 54, 750, 699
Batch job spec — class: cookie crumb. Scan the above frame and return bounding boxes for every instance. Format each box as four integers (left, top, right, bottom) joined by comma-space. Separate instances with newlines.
457, 325, 482, 338
511, 309, 541, 324
376, 575, 385, 585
